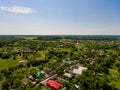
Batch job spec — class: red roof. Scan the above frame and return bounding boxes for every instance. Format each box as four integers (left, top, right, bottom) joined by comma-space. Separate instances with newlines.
47, 80, 61, 90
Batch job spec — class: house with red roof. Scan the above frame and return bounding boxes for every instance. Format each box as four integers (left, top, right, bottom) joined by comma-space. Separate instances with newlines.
47, 80, 61, 90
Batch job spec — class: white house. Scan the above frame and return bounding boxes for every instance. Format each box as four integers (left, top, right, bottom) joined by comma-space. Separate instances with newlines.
64, 73, 73, 78
73, 66, 87, 75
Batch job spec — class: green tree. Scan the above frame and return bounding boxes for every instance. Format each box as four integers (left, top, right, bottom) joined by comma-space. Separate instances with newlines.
0, 73, 3, 81
2, 79, 9, 90
1, 53, 11, 59
12, 78, 21, 88
30, 68, 37, 77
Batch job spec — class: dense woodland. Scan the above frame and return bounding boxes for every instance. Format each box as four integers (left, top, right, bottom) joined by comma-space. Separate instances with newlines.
0, 35, 120, 90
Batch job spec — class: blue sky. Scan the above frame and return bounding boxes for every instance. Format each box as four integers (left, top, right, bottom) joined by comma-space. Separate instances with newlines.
0, 0, 120, 35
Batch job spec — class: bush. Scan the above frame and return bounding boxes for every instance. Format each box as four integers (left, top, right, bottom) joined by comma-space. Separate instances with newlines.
2, 79, 9, 90
1, 53, 11, 59
0, 73, 3, 81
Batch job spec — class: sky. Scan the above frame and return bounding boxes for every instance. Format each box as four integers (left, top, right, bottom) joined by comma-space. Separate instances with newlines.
0, 0, 120, 35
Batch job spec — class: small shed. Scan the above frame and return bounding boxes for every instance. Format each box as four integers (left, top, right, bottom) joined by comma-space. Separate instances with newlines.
74, 84, 80, 89
37, 71, 44, 77
64, 73, 73, 78
29, 75, 34, 81
21, 77, 28, 85
63, 58, 73, 65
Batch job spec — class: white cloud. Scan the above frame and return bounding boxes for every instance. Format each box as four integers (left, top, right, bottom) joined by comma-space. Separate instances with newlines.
0, 6, 35, 14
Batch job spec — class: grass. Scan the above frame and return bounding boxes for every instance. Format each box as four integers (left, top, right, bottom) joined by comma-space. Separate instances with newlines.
0, 58, 18, 69
14, 36, 37, 40
36, 50, 46, 59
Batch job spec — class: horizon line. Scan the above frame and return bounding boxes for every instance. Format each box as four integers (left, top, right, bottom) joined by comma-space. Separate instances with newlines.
0, 34, 120, 36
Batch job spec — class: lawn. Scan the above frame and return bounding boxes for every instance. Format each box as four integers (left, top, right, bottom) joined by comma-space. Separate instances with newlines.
36, 50, 46, 60
0, 58, 18, 69
14, 36, 37, 40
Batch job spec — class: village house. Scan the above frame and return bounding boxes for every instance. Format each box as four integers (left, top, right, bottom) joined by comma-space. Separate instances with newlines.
24, 48, 32, 53
62, 87, 67, 90
72, 60, 78, 65
73, 66, 87, 75
87, 58, 96, 65
74, 84, 80, 89
31, 81, 37, 86
29, 75, 35, 81
90, 60, 96, 65
99, 50, 105, 56
76, 41, 80, 45
47, 80, 61, 90
19, 60, 28, 66
87, 58, 96, 62
45, 69, 56, 76
64, 73, 73, 78
21, 77, 28, 85
91, 49, 96, 53
63, 58, 73, 65
11, 50, 19, 53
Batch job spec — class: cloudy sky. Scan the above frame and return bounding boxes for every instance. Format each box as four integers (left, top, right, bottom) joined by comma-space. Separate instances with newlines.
0, 0, 120, 35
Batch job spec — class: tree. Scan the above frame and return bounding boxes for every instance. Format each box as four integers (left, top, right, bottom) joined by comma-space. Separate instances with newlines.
12, 78, 21, 88
118, 67, 120, 73
30, 68, 37, 77
2, 79, 9, 90
0, 73, 3, 81
1, 53, 11, 59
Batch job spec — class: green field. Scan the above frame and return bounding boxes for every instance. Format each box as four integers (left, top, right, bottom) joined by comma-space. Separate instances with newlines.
0, 58, 18, 69
14, 36, 37, 40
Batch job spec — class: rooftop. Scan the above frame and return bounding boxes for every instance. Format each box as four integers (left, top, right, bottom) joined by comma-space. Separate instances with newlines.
21, 77, 28, 85
73, 66, 87, 75
64, 73, 73, 78
47, 80, 61, 90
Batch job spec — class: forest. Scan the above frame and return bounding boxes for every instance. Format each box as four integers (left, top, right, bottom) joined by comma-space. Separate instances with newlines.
0, 35, 120, 90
